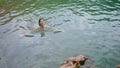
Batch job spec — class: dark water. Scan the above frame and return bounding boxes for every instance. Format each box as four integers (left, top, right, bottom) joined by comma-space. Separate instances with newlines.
0, 0, 120, 68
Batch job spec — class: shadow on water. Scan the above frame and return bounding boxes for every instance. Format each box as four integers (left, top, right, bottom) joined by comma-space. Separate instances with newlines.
0, 0, 120, 68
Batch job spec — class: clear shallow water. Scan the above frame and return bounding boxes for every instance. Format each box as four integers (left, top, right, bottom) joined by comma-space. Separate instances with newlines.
0, 0, 120, 68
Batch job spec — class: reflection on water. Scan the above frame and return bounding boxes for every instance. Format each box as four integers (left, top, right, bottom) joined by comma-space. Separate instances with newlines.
40, 30, 45, 37
0, 0, 120, 68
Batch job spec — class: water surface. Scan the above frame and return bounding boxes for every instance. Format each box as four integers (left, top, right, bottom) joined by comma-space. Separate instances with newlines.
0, 0, 120, 68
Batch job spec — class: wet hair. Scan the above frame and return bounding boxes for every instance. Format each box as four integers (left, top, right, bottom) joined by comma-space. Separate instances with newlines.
80, 57, 88, 65
39, 18, 43, 26
72, 61, 77, 64
80, 60, 86, 65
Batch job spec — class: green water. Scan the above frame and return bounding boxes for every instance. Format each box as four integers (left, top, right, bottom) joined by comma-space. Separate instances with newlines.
0, 0, 120, 68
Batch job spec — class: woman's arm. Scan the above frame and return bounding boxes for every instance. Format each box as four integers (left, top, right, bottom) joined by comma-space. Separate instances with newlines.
28, 27, 40, 33
34, 27, 40, 30
45, 25, 64, 32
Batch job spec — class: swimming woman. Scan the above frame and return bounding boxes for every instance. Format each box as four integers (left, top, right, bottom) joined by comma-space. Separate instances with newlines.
33, 18, 64, 32
33, 18, 47, 30
22, 18, 64, 37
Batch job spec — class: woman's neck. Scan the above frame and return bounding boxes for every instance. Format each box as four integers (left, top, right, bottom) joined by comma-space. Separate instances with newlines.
40, 25, 44, 28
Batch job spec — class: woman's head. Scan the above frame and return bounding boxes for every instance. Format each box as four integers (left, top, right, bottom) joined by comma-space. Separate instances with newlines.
75, 55, 88, 65
39, 18, 45, 28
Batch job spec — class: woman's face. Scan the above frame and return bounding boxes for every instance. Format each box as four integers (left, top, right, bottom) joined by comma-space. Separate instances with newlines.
39, 19, 45, 27
76, 55, 86, 61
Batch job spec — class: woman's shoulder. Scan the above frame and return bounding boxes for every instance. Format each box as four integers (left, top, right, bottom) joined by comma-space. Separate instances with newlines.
33, 27, 41, 30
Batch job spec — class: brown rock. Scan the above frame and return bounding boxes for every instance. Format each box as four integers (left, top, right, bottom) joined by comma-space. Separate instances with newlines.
115, 65, 120, 68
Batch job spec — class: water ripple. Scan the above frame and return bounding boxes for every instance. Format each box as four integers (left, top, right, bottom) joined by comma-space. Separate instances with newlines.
0, 0, 120, 68
0, 0, 119, 25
